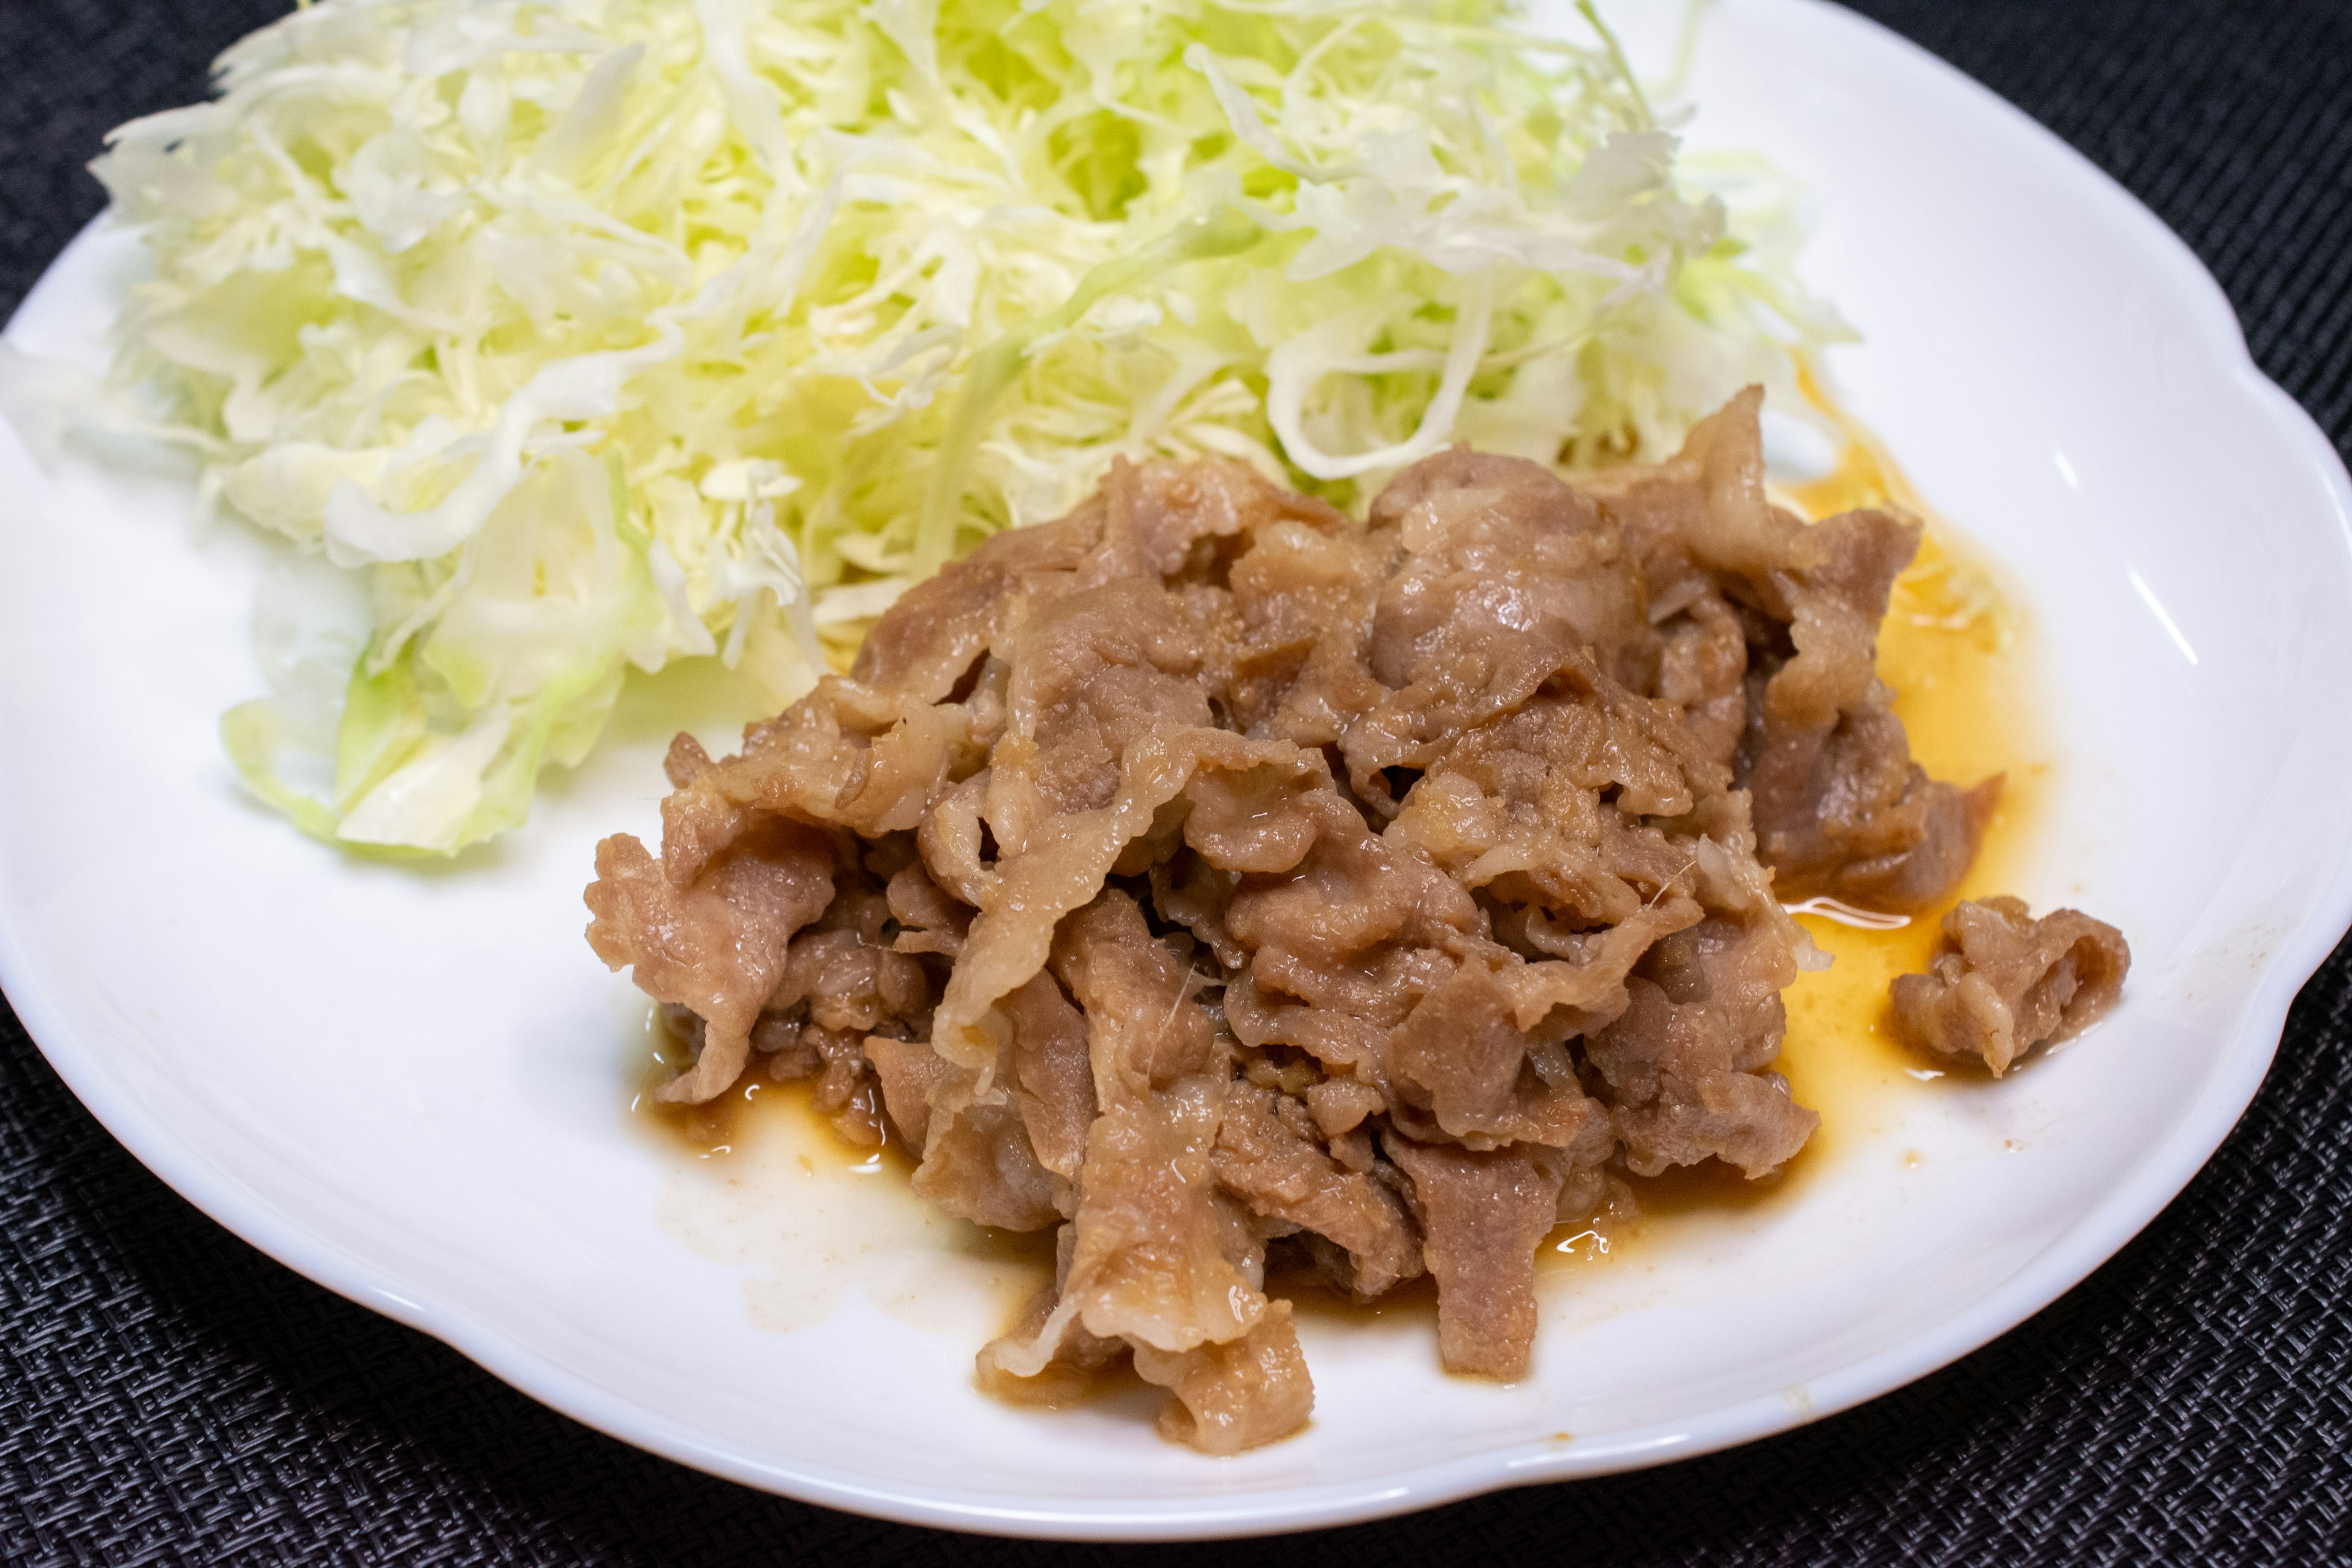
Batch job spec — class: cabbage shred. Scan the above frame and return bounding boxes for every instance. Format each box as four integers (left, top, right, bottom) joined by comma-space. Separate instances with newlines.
89, 0, 1836, 853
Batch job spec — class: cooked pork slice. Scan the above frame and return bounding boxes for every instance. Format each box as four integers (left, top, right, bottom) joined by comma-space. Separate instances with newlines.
1213, 1081, 1423, 1299
975, 1223, 1134, 1407
1132, 1298, 1316, 1456
1890, 897, 2131, 1076
1383, 1137, 1566, 1380
1335, 447, 1651, 805
585, 820, 839, 1104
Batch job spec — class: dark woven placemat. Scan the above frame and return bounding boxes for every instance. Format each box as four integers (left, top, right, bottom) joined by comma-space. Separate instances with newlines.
2, 1, 2348, 1562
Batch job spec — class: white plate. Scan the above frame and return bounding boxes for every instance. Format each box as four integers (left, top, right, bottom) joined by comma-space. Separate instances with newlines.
4, 0, 2350, 1542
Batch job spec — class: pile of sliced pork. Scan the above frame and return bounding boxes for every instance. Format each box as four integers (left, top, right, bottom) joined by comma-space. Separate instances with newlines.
585, 390, 2127, 1453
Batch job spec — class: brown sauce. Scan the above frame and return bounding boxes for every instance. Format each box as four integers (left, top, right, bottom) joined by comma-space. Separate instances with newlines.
630, 1006, 915, 1170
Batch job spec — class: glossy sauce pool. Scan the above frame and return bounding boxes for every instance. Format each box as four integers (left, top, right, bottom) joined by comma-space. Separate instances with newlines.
635, 409, 2046, 1327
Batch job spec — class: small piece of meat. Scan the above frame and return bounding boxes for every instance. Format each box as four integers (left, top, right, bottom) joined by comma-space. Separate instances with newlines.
1132, 1298, 1314, 1455
975, 1224, 1133, 1408
1653, 592, 1750, 771
1339, 447, 1650, 802
1383, 1137, 1565, 1381
1731, 505, 1999, 913
1387, 953, 1604, 1150
1005, 971, 1096, 1183
1890, 897, 2131, 1075
1744, 687, 2002, 911
1050, 891, 1220, 1101
769, 929, 935, 1039
885, 859, 969, 957
1219, 785, 1485, 1077
1226, 514, 1389, 736
584, 820, 837, 1104
663, 732, 714, 790
930, 702, 1313, 1090
865, 1033, 949, 1147
1213, 1081, 1423, 1298
703, 685, 987, 840
807, 1025, 884, 1147
1583, 918, 1820, 1178
910, 1096, 1063, 1231
1055, 1078, 1260, 1354
850, 486, 1108, 699
749, 1012, 820, 1079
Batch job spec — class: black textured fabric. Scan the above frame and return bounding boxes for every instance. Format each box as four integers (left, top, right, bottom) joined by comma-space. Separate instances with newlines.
2, 1, 2350, 1561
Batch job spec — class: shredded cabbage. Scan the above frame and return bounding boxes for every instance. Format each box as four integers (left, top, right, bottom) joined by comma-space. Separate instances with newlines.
74, 0, 1839, 853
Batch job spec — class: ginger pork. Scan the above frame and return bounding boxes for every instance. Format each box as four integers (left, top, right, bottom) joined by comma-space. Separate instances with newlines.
583, 388, 2127, 1453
